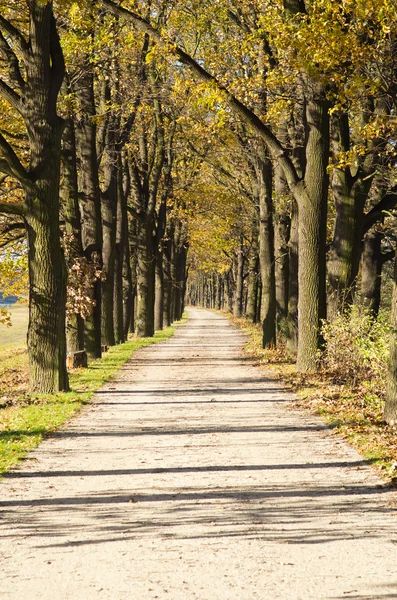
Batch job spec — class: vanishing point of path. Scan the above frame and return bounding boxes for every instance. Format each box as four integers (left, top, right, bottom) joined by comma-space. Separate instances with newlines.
1, 309, 397, 600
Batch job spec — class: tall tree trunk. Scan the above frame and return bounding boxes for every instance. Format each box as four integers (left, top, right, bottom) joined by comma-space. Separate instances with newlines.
61, 119, 85, 354
328, 99, 388, 317
385, 249, 397, 425
286, 200, 299, 356
163, 232, 173, 326
258, 158, 276, 347
74, 68, 103, 358
361, 229, 383, 317
136, 213, 155, 337
327, 112, 365, 317
100, 189, 116, 347
233, 237, 245, 317
246, 209, 259, 322
21, 3, 68, 392
295, 92, 329, 371
154, 246, 164, 330
113, 164, 125, 344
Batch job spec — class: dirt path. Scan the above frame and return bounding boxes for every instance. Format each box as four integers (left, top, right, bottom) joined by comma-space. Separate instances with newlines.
0, 309, 396, 599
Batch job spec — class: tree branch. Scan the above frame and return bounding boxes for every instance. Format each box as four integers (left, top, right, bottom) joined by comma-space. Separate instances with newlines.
0, 77, 21, 113
0, 31, 25, 92
227, 10, 250, 33
381, 249, 395, 266
49, 15, 65, 116
0, 15, 28, 54
362, 186, 397, 235
0, 201, 27, 216
0, 132, 33, 190
101, 0, 301, 193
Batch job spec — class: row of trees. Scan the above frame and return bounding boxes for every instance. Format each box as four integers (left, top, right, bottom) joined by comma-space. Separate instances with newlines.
0, 1, 190, 392
1, 1, 397, 424
110, 0, 397, 422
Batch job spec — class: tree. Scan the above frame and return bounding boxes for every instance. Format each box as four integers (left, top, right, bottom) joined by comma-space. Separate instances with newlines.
0, 1, 68, 392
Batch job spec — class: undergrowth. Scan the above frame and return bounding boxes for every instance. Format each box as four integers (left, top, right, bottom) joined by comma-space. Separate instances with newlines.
0, 315, 187, 475
229, 311, 397, 483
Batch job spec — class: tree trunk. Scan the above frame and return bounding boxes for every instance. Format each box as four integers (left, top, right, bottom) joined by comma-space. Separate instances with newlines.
258, 158, 276, 347
26, 204, 68, 392
361, 229, 383, 317
163, 232, 173, 326
246, 209, 260, 322
100, 189, 116, 347
233, 237, 244, 317
385, 249, 397, 424
286, 200, 299, 356
274, 212, 290, 327
294, 91, 329, 372
74, 68, 103, 358
155, 247, 164, 330
113, 165, 125, 344
22, 4, 68, 392
61, 119, 85, 354
136, 214, 155, 337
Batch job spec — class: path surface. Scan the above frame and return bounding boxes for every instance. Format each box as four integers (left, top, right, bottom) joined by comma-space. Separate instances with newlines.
1, 309, 397, 599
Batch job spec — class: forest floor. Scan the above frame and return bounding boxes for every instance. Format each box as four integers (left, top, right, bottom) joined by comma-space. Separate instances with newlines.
1, 308, 397, 599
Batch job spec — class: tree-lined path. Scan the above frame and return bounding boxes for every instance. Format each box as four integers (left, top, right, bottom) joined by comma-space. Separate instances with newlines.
1, 309, 397, 599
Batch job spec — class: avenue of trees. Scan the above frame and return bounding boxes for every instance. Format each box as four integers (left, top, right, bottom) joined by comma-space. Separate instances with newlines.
1, 1, 397, 424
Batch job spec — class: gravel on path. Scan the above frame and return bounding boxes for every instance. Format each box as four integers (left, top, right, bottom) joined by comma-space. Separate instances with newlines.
0, 308, 396, 600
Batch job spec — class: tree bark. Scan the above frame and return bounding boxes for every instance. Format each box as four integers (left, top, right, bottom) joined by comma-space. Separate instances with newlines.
286, 200, 299, 355
136, 212, 156, 337
361, 229, 383, 317
257, 158, 276, 347
74, 67, 103, 358
246, 207, 260, 322
61, 119, 85, 354
295, 92, 329, 371
233, 236, 244, 317
3, 3, 70, 392
274, 168, 291, 330
385, 249, 397, 424
154, 246, 164, 330
163, 229, 173, 326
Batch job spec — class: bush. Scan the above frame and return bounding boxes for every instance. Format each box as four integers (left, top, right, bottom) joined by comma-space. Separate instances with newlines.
321, 305, 390, 386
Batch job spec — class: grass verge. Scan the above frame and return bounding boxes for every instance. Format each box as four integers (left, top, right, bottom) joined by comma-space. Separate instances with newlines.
0, 315, 187, 475
229, 314, 397, 484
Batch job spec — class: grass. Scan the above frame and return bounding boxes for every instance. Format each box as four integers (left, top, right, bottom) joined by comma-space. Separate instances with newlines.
0, 304, 29, 350
0, 314, 187, 476
229, 314, 397, 484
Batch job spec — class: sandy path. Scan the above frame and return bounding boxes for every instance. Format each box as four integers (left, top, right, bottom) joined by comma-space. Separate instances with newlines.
0, 308, 396, 600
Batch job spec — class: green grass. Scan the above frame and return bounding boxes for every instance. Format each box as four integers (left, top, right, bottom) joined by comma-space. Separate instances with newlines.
0, 305, 29, 350
0, 314, 187, 476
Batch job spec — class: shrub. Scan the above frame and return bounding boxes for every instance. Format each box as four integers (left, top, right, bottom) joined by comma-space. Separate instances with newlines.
321, 305, 390, 386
